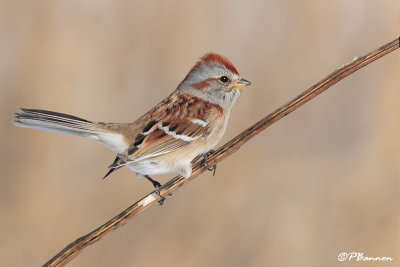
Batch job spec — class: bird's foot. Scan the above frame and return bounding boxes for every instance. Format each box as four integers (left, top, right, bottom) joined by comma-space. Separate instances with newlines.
203, 150, 217, 176
145, 175, 165, 205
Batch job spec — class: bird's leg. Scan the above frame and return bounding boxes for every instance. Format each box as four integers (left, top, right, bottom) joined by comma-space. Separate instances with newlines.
203, 150, 217, 176
144, 175, 165, 205
144, 175, 161, 188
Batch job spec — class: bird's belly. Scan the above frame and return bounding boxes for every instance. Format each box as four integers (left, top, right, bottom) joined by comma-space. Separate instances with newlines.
126, 143, 206, 178
126, 116, 228, 178
126, 160, 168, 177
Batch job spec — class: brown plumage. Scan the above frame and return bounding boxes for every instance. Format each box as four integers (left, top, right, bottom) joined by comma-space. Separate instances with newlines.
13, 53, 251, 186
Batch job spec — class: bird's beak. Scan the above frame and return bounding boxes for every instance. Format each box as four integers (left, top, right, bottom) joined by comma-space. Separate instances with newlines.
234, 78, 251, 88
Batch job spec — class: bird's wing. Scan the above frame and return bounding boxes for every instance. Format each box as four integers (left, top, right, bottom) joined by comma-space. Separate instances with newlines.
106, 93, 224, 172
128, 118, 208, 160
103, 118, 208, 178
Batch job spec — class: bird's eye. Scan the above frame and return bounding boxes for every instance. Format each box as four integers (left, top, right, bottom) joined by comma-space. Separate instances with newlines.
219, 76, 229, 83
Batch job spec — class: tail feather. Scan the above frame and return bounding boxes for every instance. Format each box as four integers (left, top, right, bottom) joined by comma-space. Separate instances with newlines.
13, 108, 128, 153
103, 155, 123, 179
14, 108, 98, 137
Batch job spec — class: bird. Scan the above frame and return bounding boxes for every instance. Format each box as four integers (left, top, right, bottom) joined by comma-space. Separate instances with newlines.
13, 53, 251, 189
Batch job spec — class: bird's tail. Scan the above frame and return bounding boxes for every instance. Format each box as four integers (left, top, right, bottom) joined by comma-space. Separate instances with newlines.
14, 108, 100, 137
13, 108, 127, 153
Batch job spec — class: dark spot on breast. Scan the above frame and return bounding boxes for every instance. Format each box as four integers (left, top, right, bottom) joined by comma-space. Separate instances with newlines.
134, 133, 146, 146
173, 103, 178, 108
162, 121, 170, 127
143, 120, 157, 133
169, 123, 179, 132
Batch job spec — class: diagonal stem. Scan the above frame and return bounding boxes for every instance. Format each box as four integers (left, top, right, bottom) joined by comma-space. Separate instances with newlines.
43, 37, 399, 267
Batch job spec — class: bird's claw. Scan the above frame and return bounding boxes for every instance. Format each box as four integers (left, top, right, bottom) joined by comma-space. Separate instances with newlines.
203, 150, 217, 176
152, 180, 161, 188
145, 175, 165, 205
152, 185, 165, 205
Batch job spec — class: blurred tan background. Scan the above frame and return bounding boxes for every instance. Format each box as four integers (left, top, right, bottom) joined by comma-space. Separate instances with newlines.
1, 1, 399, 266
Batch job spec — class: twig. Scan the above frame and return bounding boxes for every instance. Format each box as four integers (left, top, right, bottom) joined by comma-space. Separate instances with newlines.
43, 37, 399, 267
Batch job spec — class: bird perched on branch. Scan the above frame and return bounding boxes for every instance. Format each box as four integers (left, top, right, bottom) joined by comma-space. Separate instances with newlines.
14, 53, 251, 189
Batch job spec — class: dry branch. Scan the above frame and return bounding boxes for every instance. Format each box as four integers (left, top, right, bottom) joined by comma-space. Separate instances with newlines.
43, 37, 399, 267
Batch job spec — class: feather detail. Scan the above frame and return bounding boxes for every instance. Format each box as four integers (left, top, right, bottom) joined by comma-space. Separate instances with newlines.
13, 108, 129, 153
104, 93, 223, 172
107, 118, 208, 170
188, 53, 239, 76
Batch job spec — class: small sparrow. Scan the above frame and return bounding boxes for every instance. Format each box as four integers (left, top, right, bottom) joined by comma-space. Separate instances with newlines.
14, 53, 251, 188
